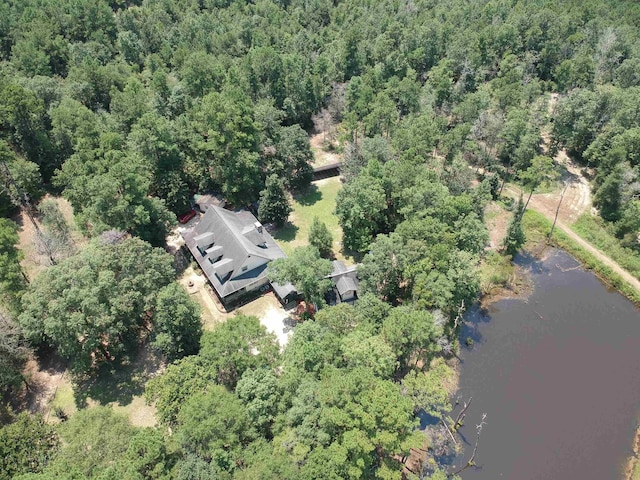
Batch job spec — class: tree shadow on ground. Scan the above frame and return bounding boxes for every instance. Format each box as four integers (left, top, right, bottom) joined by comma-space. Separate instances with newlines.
72, 346, 164, 409
340, 245, 364, 263
460, 304, 491, 348
295, 184, 323, 206
172, 246, 190, 276
272, 222, 299, 243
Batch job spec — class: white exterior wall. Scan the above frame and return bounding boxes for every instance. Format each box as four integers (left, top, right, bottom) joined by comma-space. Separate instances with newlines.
340, 290, 356, 301
231, 255, 269, 279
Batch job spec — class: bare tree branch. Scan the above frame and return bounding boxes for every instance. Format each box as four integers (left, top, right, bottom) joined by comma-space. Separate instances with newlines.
450, 413, 487, 476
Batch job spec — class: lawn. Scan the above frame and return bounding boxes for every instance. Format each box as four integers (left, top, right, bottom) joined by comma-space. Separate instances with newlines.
273, 177, 352, 263
48, 347, 161, 427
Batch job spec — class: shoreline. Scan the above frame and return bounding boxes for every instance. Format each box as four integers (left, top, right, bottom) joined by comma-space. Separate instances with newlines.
459, 243, 640, 479
522, 210, 640, 307
625, 426, 640, 480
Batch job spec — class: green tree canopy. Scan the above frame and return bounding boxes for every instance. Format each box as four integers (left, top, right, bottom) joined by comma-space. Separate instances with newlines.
382, 306, 441, 370
176, 386, 255, 472
258, 174, 292, 226
39, 407, 135, 479
145, 355, 216, 426
150, 283, 202, 361
19, 237, 175, 372
0, 413, 58, 480
199, 314, 280, 390
0, 218, 26, 314
0, 312, 31, 402
335, 173, 387, 253
358, 232, 407, 304
268, 246, 333, 306
308, 216, 333, 258
235, 368, 280, 437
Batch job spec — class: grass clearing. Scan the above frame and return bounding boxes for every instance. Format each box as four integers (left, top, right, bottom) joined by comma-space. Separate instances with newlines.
571, 214, 640, 281
479, 251, 516, 294
273, 177, 352, 262
47, 346, 163, 427
50, 379, 76, 419
522, 210, 640, 305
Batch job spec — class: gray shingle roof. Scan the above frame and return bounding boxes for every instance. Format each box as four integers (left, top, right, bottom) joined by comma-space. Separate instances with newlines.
336, 276, 357, 296
182, 206, 286, 298
327, 260, 359, 298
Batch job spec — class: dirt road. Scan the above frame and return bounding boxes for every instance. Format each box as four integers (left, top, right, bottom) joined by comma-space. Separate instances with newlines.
505, 181, 640, 296
502, 93, 640, 295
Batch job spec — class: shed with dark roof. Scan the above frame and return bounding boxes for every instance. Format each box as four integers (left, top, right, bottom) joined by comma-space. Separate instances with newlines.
327, 260, 359, 303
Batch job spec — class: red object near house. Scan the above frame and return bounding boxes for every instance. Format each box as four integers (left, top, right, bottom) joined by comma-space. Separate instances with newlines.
178, 210, 197, 224
295, 301, 316, 318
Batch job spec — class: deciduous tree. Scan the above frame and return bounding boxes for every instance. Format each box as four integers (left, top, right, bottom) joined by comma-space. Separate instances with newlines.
358, 232, 407, 304
176, 386, 255, 472
503, 197, 526, 255
335, 174, 387, 253
199, 315, 280, 390
0, 219, 26, 314
268, 246, 333, 306
19, 237, 175, 373
151, 283, 202, 361
0, 413, 58, 480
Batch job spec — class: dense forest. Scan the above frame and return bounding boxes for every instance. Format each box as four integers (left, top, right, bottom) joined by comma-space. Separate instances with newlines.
1, 0, 640, 478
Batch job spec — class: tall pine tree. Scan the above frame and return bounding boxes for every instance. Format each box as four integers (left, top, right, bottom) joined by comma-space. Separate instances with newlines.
308, 216, 333, 258
258, 174, 291, 226
503, 196, 526, 256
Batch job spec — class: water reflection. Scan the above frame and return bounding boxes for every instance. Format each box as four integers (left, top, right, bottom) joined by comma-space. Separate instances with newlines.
455, 249, 640, 479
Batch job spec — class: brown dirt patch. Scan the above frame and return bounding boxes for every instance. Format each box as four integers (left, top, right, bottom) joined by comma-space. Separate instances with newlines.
178, 266, 294, 337
21, 355, 67, 418
178, 266, 229, 328
15, 195, 86, 280
524, 156, 591, 225
536, 93, 592, 225
484, 202, 510, 250
309, 131, 341, 169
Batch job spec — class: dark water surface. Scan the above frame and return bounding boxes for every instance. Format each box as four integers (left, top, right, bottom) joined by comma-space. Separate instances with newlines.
457, 249, 640, 479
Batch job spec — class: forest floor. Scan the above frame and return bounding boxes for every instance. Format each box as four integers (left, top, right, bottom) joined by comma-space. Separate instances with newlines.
27, 345, 161, 428
309, 129, 341, 169
15, 195, 84, 281
484, 202, 510, 251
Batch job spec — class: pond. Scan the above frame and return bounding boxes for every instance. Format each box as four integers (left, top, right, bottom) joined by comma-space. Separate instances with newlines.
456, 248, 640, 479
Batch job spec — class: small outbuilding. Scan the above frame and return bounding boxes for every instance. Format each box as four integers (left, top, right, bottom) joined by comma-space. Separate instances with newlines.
326, 260, 359, 304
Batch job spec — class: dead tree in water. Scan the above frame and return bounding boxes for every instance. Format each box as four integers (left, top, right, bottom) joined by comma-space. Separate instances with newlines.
453, 396, 473, 431
450, 413, 487, 476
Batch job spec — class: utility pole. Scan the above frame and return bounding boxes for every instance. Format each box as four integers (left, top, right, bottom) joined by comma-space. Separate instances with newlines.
548, 182, 568, 243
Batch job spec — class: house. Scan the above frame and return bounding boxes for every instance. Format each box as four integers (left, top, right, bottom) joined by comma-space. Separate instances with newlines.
182, 206, 288, 305
326, 260, 359, 304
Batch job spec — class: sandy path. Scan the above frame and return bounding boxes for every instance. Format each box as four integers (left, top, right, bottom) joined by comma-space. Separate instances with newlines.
507, 92, 640, 295
550, 216, 640, 294
505, 182, 640, 296
309, 131, 340, 168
